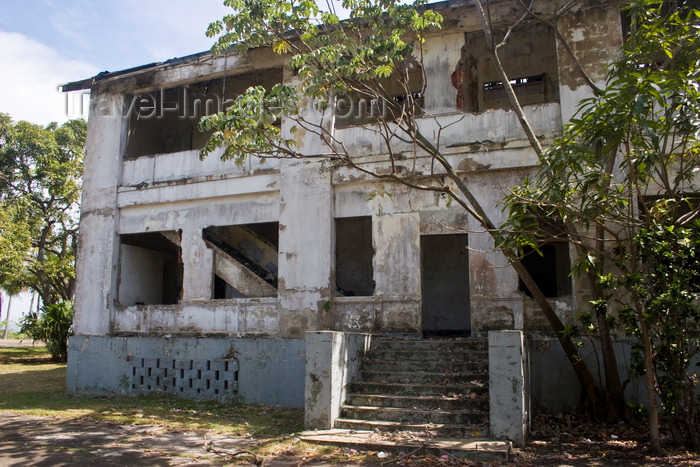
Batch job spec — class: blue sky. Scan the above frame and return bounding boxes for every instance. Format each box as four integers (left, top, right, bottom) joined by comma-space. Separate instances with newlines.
0, 1, 234, 324
0, 0, 232, 124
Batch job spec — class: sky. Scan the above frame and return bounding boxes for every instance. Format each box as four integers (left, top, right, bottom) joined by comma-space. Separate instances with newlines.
0, 1, 235, 327
0, 0, 233, 125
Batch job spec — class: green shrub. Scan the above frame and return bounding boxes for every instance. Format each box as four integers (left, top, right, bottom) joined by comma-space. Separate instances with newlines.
20, 301, 73, 363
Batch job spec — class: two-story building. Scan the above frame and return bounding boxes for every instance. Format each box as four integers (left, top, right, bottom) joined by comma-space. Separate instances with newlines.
63, 0, 625, 443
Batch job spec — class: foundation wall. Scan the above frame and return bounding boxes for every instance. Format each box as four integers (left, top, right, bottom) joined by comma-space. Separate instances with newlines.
67, 335, 306, 407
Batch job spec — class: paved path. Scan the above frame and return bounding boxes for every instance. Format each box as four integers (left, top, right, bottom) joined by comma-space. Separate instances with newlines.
0, 339, 40, 348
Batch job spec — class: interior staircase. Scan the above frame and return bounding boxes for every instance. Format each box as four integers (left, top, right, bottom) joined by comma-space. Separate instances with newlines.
335, 337, 490, 437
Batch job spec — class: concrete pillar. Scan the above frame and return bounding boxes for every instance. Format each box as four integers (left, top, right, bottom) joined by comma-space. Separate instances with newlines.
489, 330, 528, 447
73, 92, 128, 335
277, 160, 333, 337
373, 212, 421, 297
556, 3, 623, 124
421, 31, 463, 115
181, 226, 213, 301
304, 331, 371, 429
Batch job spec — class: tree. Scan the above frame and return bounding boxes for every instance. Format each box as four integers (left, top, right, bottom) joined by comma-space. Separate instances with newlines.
502, 0, 700, 451
472, 0, 629, 422
0, 114, 86, 306
202, 0, 609, 413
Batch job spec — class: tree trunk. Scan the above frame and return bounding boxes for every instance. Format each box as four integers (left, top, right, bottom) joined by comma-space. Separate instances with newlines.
639, 316, 662, 454
2, 294, 12, 339
436, 150, 602, 406
473, 0, 622, 416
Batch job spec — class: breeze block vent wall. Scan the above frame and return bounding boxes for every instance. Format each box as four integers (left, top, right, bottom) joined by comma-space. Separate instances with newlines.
131, 357, 239, 400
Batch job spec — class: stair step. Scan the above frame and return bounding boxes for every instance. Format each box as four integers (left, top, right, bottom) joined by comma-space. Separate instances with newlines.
370, 338, 487, 352
348, 393, 489, 411
351, 380, 488, 397
333, 418, 489, 438
360, 369, 488, 385
365, 349, 488, 362
339, 338, 490, 437
363, 358, 487, 373
341, 405, 489, 425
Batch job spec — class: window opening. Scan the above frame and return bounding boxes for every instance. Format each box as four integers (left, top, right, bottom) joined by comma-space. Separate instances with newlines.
482, 74, 545, 101
334, 67, 424, 128
118, 231, 183, 305
518, 243, 572, 298
125, 68, 283, 158
203, 223, 279, 299
454, 22, 559, 112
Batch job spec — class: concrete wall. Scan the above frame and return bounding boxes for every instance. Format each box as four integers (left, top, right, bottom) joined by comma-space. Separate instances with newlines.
72, 1, 625, 340
530, 336, 700, 414
73, 92, 126, 336
529, 336, 647, 414
67, 335, 306, 407
119, 244, 170, 305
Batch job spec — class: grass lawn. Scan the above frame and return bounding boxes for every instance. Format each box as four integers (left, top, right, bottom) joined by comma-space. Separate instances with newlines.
0, 346, 304, 437
0, 346, 361, 463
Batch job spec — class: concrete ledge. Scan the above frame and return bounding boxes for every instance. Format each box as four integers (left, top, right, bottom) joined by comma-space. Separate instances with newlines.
488, 330, 528, 447
304, 331, 371, 429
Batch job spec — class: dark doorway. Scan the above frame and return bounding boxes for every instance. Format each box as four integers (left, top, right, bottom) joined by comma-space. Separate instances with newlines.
335, 216, 374, 296
421, 234, 470, 336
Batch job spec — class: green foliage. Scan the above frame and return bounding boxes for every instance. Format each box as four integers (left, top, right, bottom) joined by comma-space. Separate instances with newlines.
201, 0, 441, 161
501, 0, 700, 445
502, 1, 700, 258
620, 219, 700, 422
20, 301, 73, 363
0, 114, 86, 304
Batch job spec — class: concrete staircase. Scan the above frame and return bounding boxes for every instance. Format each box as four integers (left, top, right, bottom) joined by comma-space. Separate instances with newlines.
335, 337, 490, 437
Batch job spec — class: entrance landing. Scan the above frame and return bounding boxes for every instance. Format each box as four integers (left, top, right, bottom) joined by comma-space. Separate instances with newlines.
300, 429, 512, 462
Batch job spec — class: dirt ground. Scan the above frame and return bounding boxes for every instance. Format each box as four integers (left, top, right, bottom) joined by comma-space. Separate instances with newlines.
2, 412, 700, 467
1, 341, 698, 466
0, 413, 265, 466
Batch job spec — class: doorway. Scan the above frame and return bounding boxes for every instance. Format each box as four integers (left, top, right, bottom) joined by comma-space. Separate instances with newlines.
420, 234, 470, 336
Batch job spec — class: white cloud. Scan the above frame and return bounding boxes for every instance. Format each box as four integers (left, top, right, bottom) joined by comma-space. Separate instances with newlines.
0, 30, 98, 125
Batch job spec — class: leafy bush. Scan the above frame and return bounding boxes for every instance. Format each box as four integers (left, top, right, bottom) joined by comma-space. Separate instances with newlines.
620, 218, 700, 447
20, 301, 73, 363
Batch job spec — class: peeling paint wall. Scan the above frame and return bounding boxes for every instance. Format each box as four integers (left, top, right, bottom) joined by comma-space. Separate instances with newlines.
556, 1, 624, 123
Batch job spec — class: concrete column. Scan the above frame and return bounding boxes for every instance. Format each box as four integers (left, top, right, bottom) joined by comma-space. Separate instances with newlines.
489, 330, 528, 447
556, 3, 623, 124
277, 160, 333, 337
73, 92, 128, 335
467, 174, 522, 331
373, 212, 421, 298
304, 331, 371, 429
421, 31, 463, 115
181, 226, 214, 301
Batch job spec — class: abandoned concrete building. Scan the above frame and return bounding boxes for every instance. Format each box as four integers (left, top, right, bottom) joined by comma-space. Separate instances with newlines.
64, 0, 630, 444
